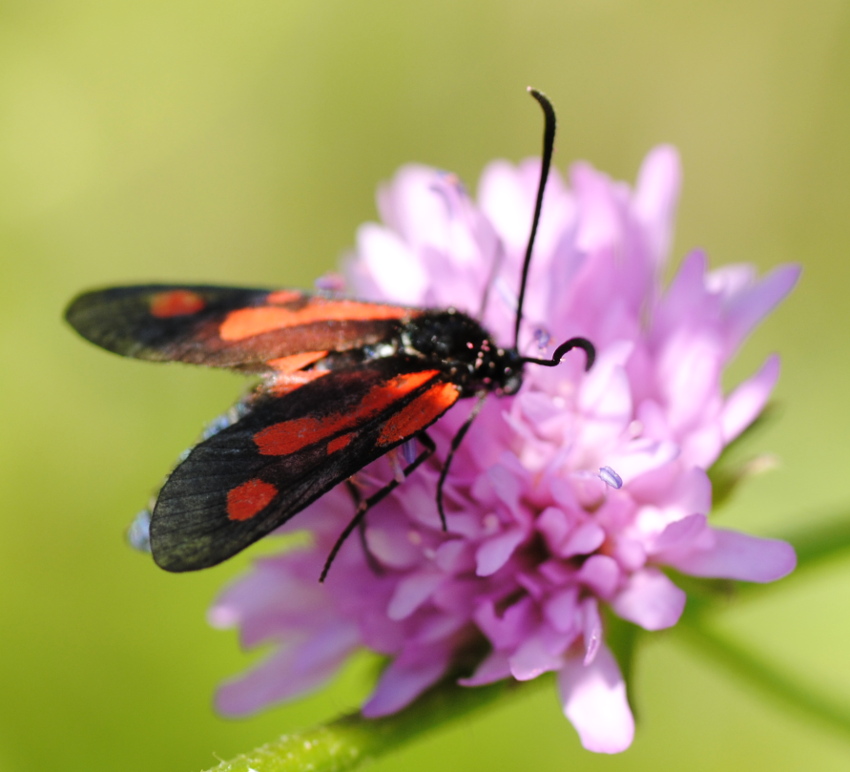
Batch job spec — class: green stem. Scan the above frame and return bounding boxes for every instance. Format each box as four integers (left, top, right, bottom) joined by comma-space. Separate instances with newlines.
204, 678, 528, 772
678, 619, 850, 738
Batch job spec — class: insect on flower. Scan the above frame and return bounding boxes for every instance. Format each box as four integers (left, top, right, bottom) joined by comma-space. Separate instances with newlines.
65, 89, 595, 580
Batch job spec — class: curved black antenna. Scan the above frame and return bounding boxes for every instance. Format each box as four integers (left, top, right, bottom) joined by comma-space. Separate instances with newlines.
522, 336, 596, 371
513, 87, 557, 349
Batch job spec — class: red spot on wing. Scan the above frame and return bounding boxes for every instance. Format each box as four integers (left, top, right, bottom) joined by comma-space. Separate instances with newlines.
150, 290, 206, 318
266, 290, 303, 304
377, 382, 461, 446
254, 370, 440, 456
219, 299, 410, 341
267, 351, 328, 374
327, 433, 353, 453
226, 478, 279, 521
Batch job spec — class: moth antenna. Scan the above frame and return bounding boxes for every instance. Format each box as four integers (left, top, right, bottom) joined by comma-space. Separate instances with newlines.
522, 336, 596, 371
513, 87, 557, 349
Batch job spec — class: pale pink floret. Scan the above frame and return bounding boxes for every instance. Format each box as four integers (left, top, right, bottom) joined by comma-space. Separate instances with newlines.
210, 147, 798, 753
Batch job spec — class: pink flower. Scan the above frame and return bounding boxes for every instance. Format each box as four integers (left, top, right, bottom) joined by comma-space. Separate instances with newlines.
209, 148, 799, 753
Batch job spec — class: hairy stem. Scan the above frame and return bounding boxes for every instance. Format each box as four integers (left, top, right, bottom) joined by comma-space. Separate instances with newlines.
204, 678, 527, 772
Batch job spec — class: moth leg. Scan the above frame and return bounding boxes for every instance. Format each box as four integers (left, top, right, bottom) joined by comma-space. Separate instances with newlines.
345, 479, 384, 577
320, 432, 436, 582
436, 392, 487, 530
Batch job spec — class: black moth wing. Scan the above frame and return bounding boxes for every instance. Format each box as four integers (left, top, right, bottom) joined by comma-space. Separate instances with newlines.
149, 356, 461, 571
64, 284, 416, 371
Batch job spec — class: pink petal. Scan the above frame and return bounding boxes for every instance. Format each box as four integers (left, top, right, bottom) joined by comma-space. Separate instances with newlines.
209, 556, 337, 648
571, 162, 626, 254
362, 648, 450, 717
459, 650, 512, 686
476, 528, 526, 576
706, 263, 756, 297
720, 355, 780, 443
723, 264, 801, 350
605, 437, 680, 484
434, 539, 472, 573
387, 572, 443, 620
652, 513, 709, 553
364, 519, 425, 569
657, 331, 723, 433
653, 249, 711, 338
509, 634, 565, 681
643, 469, 711, 526
581, 598, 603, 664
563, 521, 606, 558
544, 587, 581, 634
578, 342, 634, 421
377, 165, 461, 248
477, 160, 537, 249
611, 568, 686, 630
485, 458, 525, 511
537, 507, 571, 554
577, 555, 621, 598
355, 223, 427, 304
216, 624, 360, 716
558, 646, 635, 753
682, 423, 724, 469
664, 528, 797, 582
633, 145, 681, 266
473, 596, 535, 650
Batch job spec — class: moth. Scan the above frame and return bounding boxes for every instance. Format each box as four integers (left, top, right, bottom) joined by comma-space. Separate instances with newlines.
65, 90, 595, 579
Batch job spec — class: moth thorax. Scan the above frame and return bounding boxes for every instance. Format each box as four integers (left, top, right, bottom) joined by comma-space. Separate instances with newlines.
404, 310, 493, 363
404, 310, 523, 395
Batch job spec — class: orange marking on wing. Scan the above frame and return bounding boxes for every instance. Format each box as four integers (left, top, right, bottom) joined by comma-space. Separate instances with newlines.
219, 299, 409, 341
267, 289, 303, 304
150, 289, 206, 318
267, 351, 328, 374
327, 433, 353, 453
255, 370, 439, 456
377, 382, 461, 446
226, 478, 278, 521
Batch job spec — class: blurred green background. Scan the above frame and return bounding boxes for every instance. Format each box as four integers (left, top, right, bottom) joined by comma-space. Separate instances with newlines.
2, 1, 849, 770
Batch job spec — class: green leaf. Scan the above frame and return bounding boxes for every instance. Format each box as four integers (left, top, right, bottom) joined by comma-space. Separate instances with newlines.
678, 619, 850, 738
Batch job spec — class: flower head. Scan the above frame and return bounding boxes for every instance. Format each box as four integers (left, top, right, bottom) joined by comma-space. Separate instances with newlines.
209, 148, 798, 753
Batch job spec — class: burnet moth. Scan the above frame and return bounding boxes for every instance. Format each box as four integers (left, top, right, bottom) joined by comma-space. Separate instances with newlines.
65, 89, 596, 580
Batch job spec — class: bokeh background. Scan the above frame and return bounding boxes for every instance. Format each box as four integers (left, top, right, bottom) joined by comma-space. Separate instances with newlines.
2, 2, 849, 770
